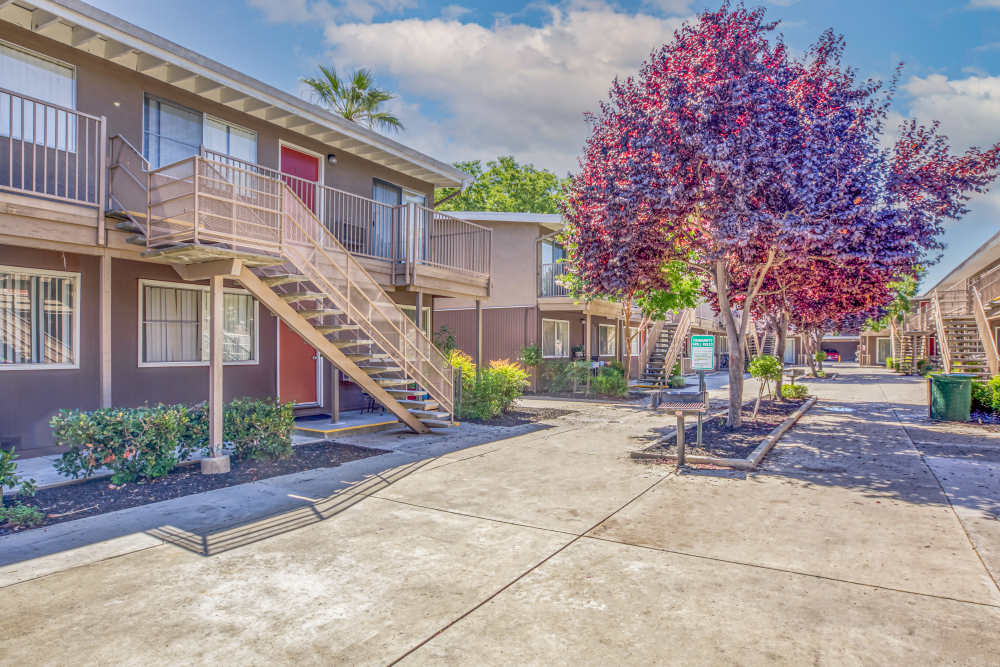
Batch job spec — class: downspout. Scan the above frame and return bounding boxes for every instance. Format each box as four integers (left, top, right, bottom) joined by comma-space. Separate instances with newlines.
433, 178, 472, 209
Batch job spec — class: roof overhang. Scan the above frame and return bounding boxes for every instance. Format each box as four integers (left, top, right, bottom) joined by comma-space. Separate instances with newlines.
920, 228, 1000, 298
1, 0, 469, 188
450, 211, 564, 231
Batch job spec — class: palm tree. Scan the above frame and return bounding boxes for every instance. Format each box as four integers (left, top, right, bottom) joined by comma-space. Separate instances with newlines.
302, 66, 404, 134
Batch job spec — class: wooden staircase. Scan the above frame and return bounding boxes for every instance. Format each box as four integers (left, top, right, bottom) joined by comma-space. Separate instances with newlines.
941, 316, 990, 379
759, 330, 777, 357
109, 145, 456, 432
640, 309, 693, 386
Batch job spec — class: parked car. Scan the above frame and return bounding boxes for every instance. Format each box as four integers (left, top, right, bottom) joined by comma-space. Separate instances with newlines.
822, 349, 841, 363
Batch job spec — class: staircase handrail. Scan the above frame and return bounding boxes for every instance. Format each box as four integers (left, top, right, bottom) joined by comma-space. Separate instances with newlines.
661, 308, 693, 383
931, 291, 952, 374
971, 285, 999, 377
278, 185, 454, 412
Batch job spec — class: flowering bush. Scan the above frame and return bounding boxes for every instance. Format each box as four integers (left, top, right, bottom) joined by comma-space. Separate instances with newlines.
449, 353, 529, 420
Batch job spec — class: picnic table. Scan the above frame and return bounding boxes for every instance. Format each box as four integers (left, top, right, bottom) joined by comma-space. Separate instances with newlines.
784, 367, 806, 384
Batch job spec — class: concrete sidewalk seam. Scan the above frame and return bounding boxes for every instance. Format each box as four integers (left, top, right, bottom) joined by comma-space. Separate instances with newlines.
1, 542, 165, 590
370, 496, 581, 538
581, 534, 1000, 610
878, 381, 1000, 598
387, 470, 678, 665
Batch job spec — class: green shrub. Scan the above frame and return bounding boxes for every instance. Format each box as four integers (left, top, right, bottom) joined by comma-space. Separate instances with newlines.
518, 344, 542, 368
748, 355, 782, 382
971, 376, 1000, 414
51, 404, 198, 484
0, 447, 36, 505
592, 365, 628, 397
916, 358, 931, 375
814, 351, 827, 363
0, 502, 44, 528
51, 398, 295, 482
781, 384, 808, 399
223, 397, 295, 462
433, 325, 457, 354
885, 356, 894, 370
450, 354, 528, 420
668, 375, 686, 388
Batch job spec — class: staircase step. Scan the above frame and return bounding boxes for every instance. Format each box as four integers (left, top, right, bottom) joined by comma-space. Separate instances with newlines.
409, 409, 451, 420
419, 418, 454, 429
263, 274, 308, 287
317, 324, 360, 334
126, 235, 147, 246
115, 220, 144, 234
377, 378, 414, 387
281, 292, 328, 303
332, 339, 373, 349
398, 399, 440, 410
297, 309, 340, 320
359, 365, 403, 374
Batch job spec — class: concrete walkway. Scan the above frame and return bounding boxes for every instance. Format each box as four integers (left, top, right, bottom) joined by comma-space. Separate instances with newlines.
2, 366, 998, 664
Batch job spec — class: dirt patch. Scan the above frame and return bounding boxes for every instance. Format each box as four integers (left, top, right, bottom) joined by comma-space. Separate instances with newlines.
528, 392, 646, 402
0, 442, 388, 536
466, 407, 577, 427
649, 399, 806, 460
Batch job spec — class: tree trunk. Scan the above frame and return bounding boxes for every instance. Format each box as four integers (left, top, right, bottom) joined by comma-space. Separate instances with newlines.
714, 261, 744, 429
773, 312, 789, 401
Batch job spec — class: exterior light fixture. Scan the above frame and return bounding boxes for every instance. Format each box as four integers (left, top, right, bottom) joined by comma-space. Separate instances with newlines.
327, 153, 337, 166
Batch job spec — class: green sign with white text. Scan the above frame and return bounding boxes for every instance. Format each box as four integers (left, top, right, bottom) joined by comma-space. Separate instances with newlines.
691, 335, 715, 371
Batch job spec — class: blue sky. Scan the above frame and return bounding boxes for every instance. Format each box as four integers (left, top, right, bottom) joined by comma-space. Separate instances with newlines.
87, 0, 1000, 289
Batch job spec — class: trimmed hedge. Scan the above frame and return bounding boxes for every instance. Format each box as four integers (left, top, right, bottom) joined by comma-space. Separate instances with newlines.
781, 383, 808, 399
51, 397, 295, 484
972, 377, 1000, 414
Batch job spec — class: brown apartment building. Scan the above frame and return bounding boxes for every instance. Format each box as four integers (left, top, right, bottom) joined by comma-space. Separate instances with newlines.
0, 0, 492, 457
433, 212, 645, 379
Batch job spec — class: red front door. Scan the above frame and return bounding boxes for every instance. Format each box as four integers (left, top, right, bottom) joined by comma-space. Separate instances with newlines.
280, 146, 320, 212
279, 321, 318, 406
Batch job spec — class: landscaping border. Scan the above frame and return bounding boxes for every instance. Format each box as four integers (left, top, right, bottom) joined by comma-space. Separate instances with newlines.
630, 397, 817, 470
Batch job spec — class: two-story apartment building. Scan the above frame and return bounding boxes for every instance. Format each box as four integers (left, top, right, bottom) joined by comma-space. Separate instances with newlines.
0, 0, 492, 459
433, 212, 643, 381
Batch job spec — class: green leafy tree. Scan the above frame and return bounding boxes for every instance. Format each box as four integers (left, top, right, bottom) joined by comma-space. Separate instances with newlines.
436, 156, 569, 213
302, 66, 403, 133
865, 272, 921, 332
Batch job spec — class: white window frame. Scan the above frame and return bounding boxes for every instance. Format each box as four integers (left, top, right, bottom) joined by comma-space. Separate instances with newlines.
0, 39, 78, 150
542, 318, 570, 359
142, 94, 259, 169
204, 113, 258, 163
0, 265, 80, 370
137, 279, 259, 367
599, 323, 617, 357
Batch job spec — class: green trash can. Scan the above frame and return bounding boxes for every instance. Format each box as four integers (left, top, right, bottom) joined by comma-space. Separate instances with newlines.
929, 374, 973, 422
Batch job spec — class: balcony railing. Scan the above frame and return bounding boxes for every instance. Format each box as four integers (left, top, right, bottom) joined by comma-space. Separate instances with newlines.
540, 262, 570, 297
0, 86, 105, 209
199, 149, 490, 279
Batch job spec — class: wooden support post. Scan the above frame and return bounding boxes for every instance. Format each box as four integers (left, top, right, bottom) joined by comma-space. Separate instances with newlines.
332, 367, 341, 423
99, 252, 112, 408
676, 412, 686, 467
415, 290, 424, 331
203, 274, 229, 474
475, 298, 483, 382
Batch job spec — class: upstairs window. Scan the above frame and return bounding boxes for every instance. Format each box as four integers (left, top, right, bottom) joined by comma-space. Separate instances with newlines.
204, 116, 257, 163
143, 96, 201, 168
0, 41, 76, 150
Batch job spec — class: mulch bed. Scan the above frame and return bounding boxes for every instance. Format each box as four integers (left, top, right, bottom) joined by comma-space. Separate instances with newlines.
966, 411, 1000, 429
528, 392, 646, 401
650, 398, 806, 460
0, 441, 388, 536
466, 407, 577, 427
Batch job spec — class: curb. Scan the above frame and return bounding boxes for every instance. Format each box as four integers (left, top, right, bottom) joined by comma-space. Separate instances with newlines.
630, 397, 818, 470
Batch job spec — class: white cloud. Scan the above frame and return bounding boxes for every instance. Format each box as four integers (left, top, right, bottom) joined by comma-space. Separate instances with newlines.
248, 0, 415, 24
318, 5, 688, 173
968, 0, 1000, 8
440, 4, 472, 21
898, 74, 1000, 288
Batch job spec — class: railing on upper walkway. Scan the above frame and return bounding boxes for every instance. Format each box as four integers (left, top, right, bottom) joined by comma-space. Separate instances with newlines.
0, 86, 106, 210
199, 149, 490, 279
540, 261, 570, 297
